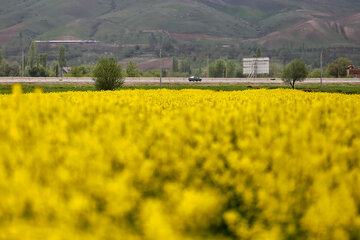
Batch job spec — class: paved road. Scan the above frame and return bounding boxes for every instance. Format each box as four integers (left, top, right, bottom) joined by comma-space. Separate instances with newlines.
1, 77, 360, 85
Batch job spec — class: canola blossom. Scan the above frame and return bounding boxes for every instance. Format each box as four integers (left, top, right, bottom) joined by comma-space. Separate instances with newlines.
0, 87, 360, 240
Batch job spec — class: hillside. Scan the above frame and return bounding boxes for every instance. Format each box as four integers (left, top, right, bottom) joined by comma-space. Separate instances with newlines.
0, 0, 360, 49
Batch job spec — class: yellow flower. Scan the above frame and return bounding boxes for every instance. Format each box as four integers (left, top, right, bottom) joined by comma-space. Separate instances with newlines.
0, 89, 359, 239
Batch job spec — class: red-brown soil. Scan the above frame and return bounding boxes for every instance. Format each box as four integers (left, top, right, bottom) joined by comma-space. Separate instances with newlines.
0, 24, 24, 44
137, 58, 173, 71
169, 33, 232, 41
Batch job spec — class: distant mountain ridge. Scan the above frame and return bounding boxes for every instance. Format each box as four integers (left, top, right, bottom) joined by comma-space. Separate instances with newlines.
0, 0, 360, 48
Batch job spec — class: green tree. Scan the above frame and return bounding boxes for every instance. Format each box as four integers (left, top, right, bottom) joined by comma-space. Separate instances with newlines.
209, 63, 215, 77
236, 65, 244, 78
36, 55, 40, 68
79, 65, 92, 76
126, 61, 140, 77
58, 46, 66, 68
172, 57, 179, 72
143, 69, 160, 77
27, 66, 38, 77
180, 59, 191, 74
216, 59, 226, 78
50, 62, 59, 77
226, 61, 236, 78
270, 63, 284, 78
0, 50, 3, 66
37, 66, 48, 77
27, 65, 47, 77
281, 59, 308, 89
21, 55, 26, 76
0, 50, 4, 77
38, 54, 47, 68
326, 58, 352, 78
92, 57, 124, 90
308, 68, 322, 78
68, 66, 83, 77
0, 61, 20, 77
253, 48, 262, 58
28, 41, 36, 69
278, 48, 292, 64
210, 59, 226, 78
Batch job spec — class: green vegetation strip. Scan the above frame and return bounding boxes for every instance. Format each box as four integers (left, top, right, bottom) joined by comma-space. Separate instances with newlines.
1, 83, 360, 94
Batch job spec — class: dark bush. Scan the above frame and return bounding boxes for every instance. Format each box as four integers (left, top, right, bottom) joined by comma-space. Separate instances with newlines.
92, 57, 124, 90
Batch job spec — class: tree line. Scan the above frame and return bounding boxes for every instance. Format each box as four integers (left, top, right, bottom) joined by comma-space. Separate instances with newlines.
170, 56, 354, 79
281, 57, 354, 89
0, 42, 67, 77
0, 43, 356, 79
72, 56, 358, 91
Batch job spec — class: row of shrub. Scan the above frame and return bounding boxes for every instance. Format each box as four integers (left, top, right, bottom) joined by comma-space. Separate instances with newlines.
0, 47, 355, 79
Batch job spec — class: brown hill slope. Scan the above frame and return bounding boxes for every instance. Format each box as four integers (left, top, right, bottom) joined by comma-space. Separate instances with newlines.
0, 0, 359, 49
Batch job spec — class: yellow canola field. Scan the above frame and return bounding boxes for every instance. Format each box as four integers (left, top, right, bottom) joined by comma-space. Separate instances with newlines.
0, 87, 360, 240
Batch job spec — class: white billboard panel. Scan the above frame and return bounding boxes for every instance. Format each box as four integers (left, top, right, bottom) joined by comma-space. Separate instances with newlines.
243, 57, 270, 75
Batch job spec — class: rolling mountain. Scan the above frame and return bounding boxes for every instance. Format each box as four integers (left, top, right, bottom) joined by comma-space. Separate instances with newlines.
0, 0, 360, 49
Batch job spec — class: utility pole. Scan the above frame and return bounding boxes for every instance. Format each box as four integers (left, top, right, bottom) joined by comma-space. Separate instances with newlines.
159, 47, 162, 88
320, 50, 323, 88
20, 32, 24, 77
158, 32, 164, 88
199, 61, 202, 77
206, 55, 209, 78
21, 51, 24, 77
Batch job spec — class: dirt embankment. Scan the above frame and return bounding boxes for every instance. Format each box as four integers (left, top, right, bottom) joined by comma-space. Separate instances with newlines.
0, 24, 24, 44
137, 58, 173, 71
169, 33, 232, 41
